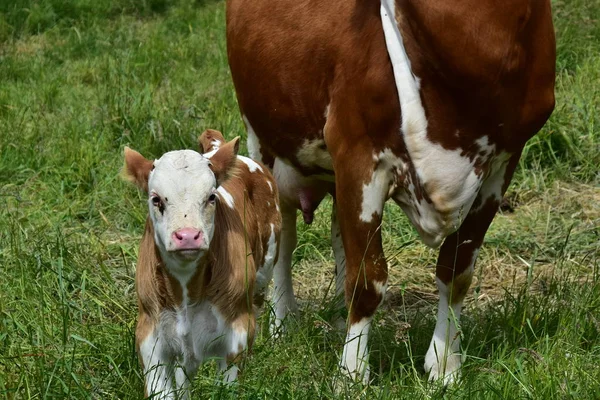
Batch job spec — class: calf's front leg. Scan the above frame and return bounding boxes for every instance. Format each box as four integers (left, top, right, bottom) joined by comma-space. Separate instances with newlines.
137, 315, 176, 399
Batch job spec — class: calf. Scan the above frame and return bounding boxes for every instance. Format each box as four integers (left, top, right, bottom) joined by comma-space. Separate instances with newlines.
123, 130, 281, 398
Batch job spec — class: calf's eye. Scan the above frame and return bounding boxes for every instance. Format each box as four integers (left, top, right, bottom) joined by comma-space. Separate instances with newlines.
151, 195, 165, 214
208, 193, 217, 204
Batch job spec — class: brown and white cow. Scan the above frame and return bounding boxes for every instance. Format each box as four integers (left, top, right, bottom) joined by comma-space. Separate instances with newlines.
226, 0, 555, 384
123, 130, 281, 398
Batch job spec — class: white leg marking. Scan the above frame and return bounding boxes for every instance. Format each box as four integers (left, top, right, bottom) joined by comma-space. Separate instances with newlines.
425, 258, 476, 385
359, 150, 403, 223
359, 168, 389, 223
219, 325, 248, 383
243, 115, 263, 163
257, 223, 277, 292
373, 280, 388, 298
331, 203, 347, 330
174, 367, 193, 400
139, 332, 175, 399
270, 205, 299, 334
340, 317, 371, 383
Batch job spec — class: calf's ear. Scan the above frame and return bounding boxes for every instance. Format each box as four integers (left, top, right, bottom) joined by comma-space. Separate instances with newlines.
209, 137, 240, 186
122, 147, 154, 192
198, 129, 226, 153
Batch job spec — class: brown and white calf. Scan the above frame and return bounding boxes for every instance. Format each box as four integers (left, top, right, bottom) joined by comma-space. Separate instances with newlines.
123, 130, 281, 398
227, 0, 555, 384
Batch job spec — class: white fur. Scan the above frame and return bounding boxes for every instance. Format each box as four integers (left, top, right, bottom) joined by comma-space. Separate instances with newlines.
373, 280, 388, 298
217, 186, 235, 208
141, 301, 247, 398
359, 149, 405, 223
242, 115, 262, 162
256, 224, 277, 292
243, 115, 263, 163
266, 180, 273, 192
340, 318, 371, 383
424, 279, 464, 385
139, 332, 174, 399
203, 148, 218, 158
471, 152, 512, 213
238, 155, 263, 173
148, 150, 217, 271
424, 251, 477, 384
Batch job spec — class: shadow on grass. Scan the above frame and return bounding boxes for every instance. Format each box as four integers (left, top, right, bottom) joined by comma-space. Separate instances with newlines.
365, 275, 600, 384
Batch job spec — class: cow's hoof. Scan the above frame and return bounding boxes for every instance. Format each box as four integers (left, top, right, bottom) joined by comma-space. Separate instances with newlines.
332, 365, 371, 394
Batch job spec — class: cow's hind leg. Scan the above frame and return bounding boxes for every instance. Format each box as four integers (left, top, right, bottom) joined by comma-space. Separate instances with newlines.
269, 162, 300, 333
425, 154, 519, 384
331, 202, 347, 330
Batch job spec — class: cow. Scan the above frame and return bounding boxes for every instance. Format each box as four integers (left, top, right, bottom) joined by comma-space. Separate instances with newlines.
226, 0, 555, 384
123, 130, 282, 398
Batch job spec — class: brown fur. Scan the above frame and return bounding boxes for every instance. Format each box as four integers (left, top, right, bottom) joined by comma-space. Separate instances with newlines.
226, 0, 555, 325
122, 147, 154, 192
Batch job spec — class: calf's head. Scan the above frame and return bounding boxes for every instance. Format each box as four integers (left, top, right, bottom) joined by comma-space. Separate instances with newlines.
123, 136, 240, 269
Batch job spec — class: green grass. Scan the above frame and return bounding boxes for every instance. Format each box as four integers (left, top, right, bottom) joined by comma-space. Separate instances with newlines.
0, 0, 599, 398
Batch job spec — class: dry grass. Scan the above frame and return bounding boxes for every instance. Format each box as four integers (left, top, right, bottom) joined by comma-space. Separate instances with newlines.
293, 182, 600, 313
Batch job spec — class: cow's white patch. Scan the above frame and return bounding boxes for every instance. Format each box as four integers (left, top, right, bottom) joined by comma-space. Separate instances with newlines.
380, 1, 495, 247
217, 186, 235, 208
474, 135, 496, 160
238, 155, 263, 173
359, 149, 405, 223
471, 152, 511, 213
340, 317, 371, 383
267, 180, 273, 192
296, 138, 333, 171
243, 115, 263, 163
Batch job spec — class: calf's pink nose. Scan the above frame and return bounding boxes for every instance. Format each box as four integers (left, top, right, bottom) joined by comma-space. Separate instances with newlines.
172, 228, 204, 250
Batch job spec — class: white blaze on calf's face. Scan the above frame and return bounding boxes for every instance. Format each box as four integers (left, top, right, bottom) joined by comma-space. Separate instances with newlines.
148, 150, 218, 258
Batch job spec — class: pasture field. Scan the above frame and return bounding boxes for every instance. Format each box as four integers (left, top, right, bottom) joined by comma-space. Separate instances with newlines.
0, 0, 599, 398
